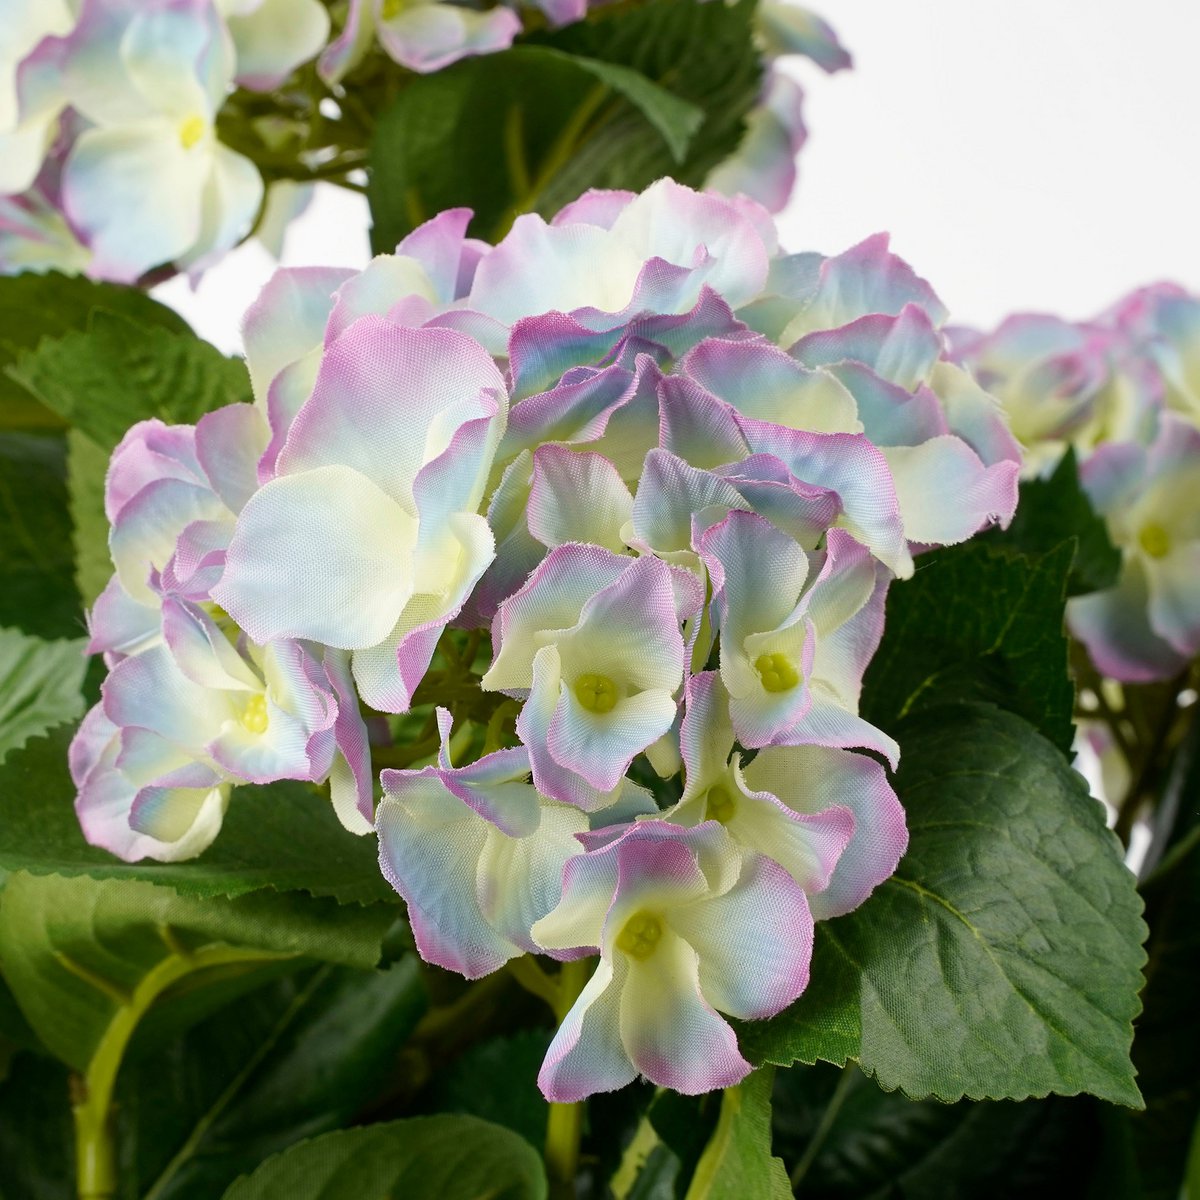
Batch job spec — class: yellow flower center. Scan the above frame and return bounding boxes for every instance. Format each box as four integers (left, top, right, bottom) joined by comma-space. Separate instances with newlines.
574, 673, 619, 714
704, 784, 736, 824
1138, 522, 1171, 559
616, 910, 664, 961
240, 694, 269, 735
380, 0, 407, 19
178, 114, 207, 150
755, 651, 800, 693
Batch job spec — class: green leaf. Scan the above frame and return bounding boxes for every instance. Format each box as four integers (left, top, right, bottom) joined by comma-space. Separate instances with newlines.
737, 704, 1146, 1108
0, 627, 86, 764
0, 727, 396, 905
773, 1062, 1138, 1200
534, 0, 761, 205
861, 541, 1076, 754
8, 312, 251, 453
684, 1068, 791, 1200
221, 1116, 548, 1199
428, 1029, 551, 1148
368, 0, 759, 248
0, 870, 395, 1071
0, 1051, 76, 1200
67, 429, 113, 608
1127, 764, 1200, 1199
129, 961, 427, 1200
984, 447, 1122, 597
0, 432, 82, 640
0, 271, 189, 420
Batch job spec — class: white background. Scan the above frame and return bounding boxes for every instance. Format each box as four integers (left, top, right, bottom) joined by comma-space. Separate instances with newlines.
158, 0, 1200, 349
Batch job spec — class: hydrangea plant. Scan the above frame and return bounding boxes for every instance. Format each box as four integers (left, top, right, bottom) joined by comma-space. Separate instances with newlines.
0, 4, 1191, 1200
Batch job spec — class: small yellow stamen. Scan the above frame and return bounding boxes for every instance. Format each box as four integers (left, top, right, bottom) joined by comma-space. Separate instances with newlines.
704, 785, 736, 824
616, 911, 664, 961
380, 0, 406, 19
574, 673, 619, 714
1138, 522, 1171, 559
754, 651, 800, 693
179, 114, 207, 150
240, 694, 269, 734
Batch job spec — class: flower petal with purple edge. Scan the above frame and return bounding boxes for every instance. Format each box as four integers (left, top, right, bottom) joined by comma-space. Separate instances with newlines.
742, 743, 908, 920
527, 446, 633, 552
375, 0, 521, 74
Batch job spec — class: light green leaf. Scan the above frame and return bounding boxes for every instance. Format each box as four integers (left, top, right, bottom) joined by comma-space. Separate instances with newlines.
66, 429, 112, 608
8, 311, 251, 453
0, 627, 86, 764
221, 1115, 548, 1199
684, 1068, 791, 1200
0, 871, 395, 1071
0, 272, 189, 421
737, 704, 1147, 1109
0, 727, 396, 905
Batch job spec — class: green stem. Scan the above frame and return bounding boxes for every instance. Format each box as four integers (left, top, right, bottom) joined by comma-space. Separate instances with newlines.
68, 941, 295, 1200
789, 1065, 858, 1190
544, 957, 592, 1199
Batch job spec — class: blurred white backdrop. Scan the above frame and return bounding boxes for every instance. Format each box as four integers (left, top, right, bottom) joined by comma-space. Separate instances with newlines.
156, 0, 1200, 350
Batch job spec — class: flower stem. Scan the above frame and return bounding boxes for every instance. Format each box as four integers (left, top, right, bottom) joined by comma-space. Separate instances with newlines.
544, 957, 592, 1199
789, 1064, 859, 1190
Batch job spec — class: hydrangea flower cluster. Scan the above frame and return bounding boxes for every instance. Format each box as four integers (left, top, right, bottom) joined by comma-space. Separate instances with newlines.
955, 285, 1200, 682
73, 179, 1020, 1098
1, 0, 847, 279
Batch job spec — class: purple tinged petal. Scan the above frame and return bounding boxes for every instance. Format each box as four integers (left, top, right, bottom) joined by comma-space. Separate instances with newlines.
742, 743, 908, 920
109, 477, 229, 605
682, 337, 860, 433
539, 957, 638, 1101
105, 419, 203, 523
657, 372, 751, 469
277, 318, 507, 511
670, 853, 814, 1019
882, 436, 1020, 545
527, 446, 633, 552
618, 930, 751, 1093
161, 597, 260, 692
790, 304, 943, 392
86, 574, 159, 660
550, 189, 636, 229
194, 403, 268, 515
374, 1, 520, 74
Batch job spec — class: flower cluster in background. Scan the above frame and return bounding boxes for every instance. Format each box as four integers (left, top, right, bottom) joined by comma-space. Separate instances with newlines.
0, 0, 849, 281
955, 285, 1200, 684
72, 178, 1020, 1099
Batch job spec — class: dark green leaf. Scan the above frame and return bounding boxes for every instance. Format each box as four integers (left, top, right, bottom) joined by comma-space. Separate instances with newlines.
0, 1051, 76, 1200
369, 0, 759, 248
427, 1029, 550, 1148
130, 961, 427, 1200
8, 312, 251, 453
0, 627, 86, 764
0, 271, 189, 418
1127, 762, 1200, 1199
861, 542, 1076, 754
0, 870, 395, 1071
773, 1062, 1138, 1200
683, 1068, 791, 1200
66, 430, 113, 608
533, 0, 761, 207
0, 727, 396, 904
738, 704, 1146, 1108
0, 432, 82, 640
221, 1115, 548, 1199
985, 447, 1122, 596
